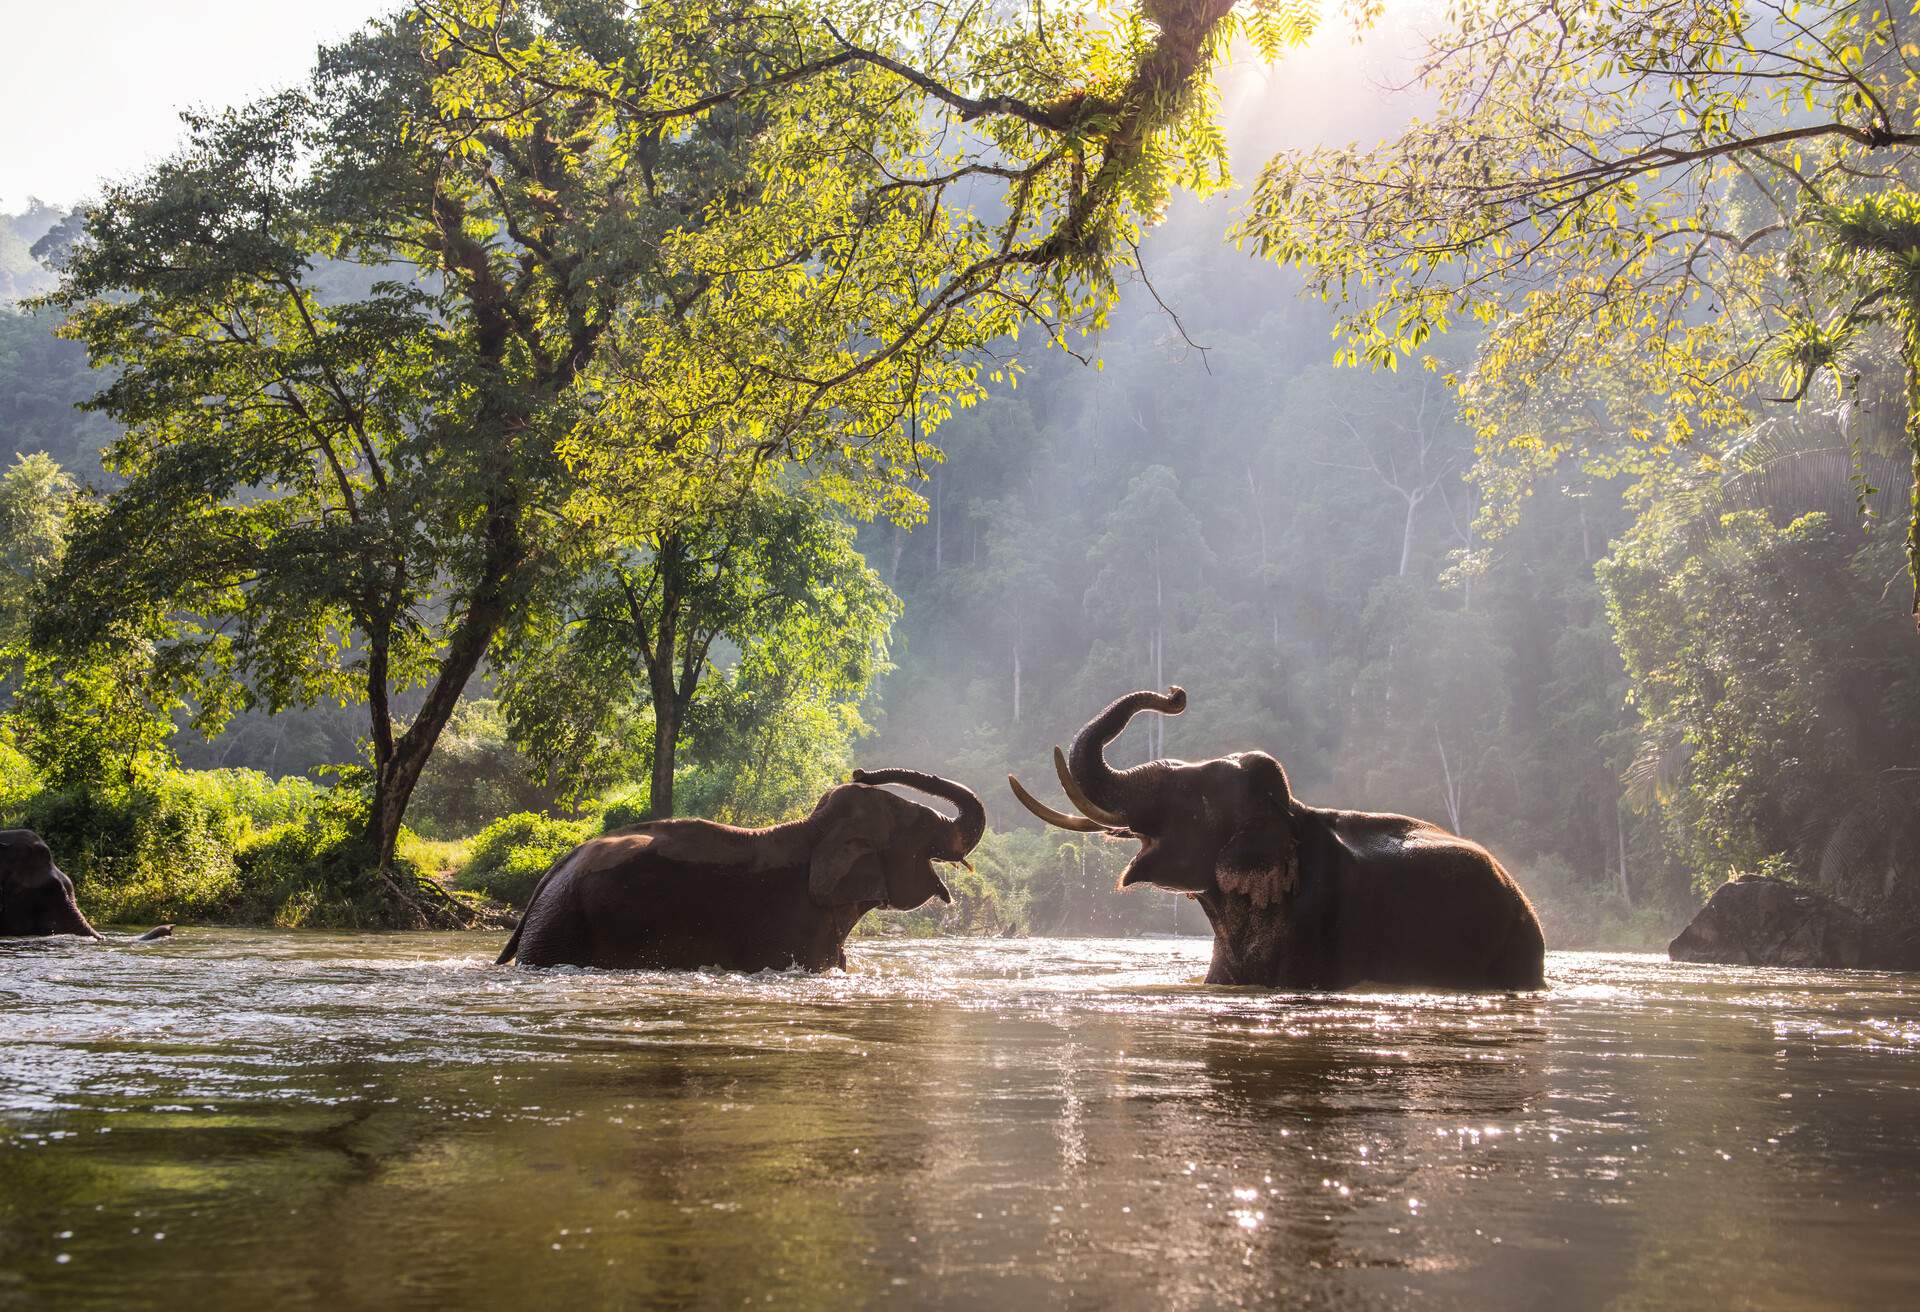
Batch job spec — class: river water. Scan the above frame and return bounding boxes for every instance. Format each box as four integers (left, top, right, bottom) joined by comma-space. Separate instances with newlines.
1, 933, 1916, 1309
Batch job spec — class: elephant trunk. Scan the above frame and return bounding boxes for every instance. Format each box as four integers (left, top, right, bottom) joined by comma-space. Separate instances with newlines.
57, 874, 102, 940
1066, 687, 1186, 821
853, 768, 986, 857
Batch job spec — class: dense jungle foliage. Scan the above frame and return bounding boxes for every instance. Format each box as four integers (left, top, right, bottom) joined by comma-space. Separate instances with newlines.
1, 0, 1915, 943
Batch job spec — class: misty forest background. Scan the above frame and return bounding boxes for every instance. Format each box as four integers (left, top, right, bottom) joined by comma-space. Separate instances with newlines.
3, 8, 1918, 947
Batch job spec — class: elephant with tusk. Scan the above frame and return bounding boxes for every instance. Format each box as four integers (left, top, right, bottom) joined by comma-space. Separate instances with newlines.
1011, 688, 1545, 991
497, 769, 986, 972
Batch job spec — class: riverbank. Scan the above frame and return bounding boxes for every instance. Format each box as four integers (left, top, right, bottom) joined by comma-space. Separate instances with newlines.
4, 755, 1690, 948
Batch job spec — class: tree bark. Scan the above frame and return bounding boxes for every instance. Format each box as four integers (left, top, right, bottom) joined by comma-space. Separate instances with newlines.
1615, 802, 1632, 905
363, 500, 523, 888
1012, 637, 1022, 723
650, 697, 679, 821
643, 539, 683, 820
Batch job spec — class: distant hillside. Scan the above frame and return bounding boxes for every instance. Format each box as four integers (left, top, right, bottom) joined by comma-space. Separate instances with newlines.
0, 200, 64, 304
0, 202, 116, 479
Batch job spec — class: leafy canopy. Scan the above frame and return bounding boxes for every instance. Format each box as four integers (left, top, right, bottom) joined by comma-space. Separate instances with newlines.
500, 483, 897, 816
1241, 0, 1920, 607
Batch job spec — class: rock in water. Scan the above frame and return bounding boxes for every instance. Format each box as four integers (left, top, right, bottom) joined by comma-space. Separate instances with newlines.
1669, 875, 1920, 970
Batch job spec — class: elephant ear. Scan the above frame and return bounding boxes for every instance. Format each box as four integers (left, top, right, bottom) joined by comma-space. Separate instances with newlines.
809, 835, 889, 908
1215, 816, 1298, 909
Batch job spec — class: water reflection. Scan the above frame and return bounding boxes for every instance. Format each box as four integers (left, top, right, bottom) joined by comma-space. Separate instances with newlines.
1, 935, 1916, 1309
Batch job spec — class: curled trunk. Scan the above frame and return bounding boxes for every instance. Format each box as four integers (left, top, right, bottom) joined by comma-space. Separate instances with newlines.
853, 768, 986, 856
1066, 687, 1186, 820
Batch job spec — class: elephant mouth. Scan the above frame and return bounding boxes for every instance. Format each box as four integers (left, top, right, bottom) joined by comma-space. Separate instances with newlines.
1117, 836, 1158, 886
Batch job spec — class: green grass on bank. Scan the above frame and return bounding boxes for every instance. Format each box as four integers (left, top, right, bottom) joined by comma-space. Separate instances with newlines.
1, 743, 1690, 947
2, 751, 413, 928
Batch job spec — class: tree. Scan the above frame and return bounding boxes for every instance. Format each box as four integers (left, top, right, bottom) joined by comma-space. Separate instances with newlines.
1279, 365, 1474, 580
30, 0, 1310, 916
1603, 497, 1920, 913
1084, 465, 1215, 759
0, 452, 75, 665
435, 0, 1325, 521
1240, 0, 1920, 618
0, 454, 177, 791
500, 485, 896, 819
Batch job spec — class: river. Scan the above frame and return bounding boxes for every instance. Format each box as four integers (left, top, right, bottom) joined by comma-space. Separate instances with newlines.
2, 933, 1916, 1309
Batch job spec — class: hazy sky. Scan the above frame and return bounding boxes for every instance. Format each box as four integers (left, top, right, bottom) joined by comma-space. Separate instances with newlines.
2, 2, 396, 209
2, 2, 1427, 212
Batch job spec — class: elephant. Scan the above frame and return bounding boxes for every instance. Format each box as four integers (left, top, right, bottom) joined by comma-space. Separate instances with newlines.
0, 829, 172, 941
496, 768, 986, 971
1009, 688, 1545, 991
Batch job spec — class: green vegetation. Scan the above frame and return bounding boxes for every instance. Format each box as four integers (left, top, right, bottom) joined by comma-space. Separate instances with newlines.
1225, 0, 1920, 928
1604, 504, 1920, 920
502, 485, 897, 821
0, 756, 387, 928
454, 812, 594, 909
0, 0, 1913, 943
12, 0, 1276, 924
1243, 0, 1920, 612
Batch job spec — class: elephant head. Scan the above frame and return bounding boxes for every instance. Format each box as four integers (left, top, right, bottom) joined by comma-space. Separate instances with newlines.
806, 768, 987, 911
0, 829, 102, 939
1010, 687, 1299, 908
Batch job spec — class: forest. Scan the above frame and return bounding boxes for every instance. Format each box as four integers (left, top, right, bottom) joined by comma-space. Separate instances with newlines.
0, 0, 1916, 951
6, 3, 1920, 1307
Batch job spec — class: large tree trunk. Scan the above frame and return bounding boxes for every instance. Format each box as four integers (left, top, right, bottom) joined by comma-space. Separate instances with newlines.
649, 700, 679, 821
643, 547, 683, 821
364, 501, 523, 889
1615, 802, 1632, 905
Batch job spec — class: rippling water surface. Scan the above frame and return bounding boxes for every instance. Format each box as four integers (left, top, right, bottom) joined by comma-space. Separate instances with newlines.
2, 933, 1917, 1309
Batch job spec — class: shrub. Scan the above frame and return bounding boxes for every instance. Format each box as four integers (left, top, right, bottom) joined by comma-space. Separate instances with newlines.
597, 785, 650, 833
454, 811, 591, 907
10, 770, 293, 923
13, 778, 239, 924
229, 795, 390, 929
0, 735, 38, 813
0, 766, 391, 927
407, 699, 559, 839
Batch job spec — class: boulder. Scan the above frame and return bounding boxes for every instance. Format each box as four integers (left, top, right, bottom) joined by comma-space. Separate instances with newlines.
1669, 874, 1920, 970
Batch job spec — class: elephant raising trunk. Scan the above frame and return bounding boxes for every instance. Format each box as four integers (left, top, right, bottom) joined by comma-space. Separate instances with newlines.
1008, 687, 1188, 835
852, 767, 987, 860
1066, 686, 1188, 824
1010, 688, 1546, 991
